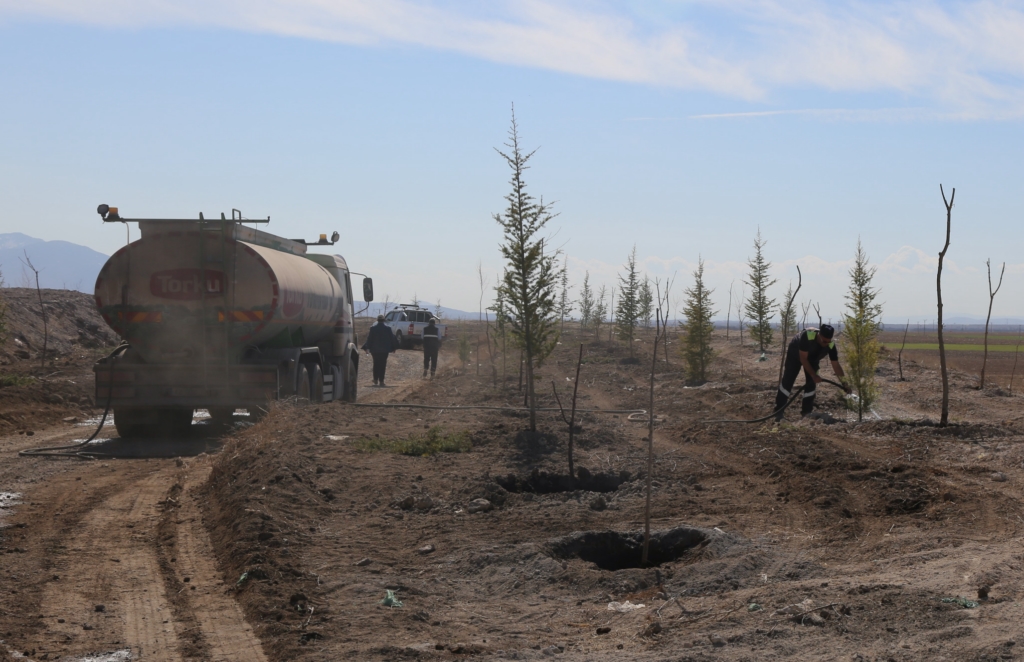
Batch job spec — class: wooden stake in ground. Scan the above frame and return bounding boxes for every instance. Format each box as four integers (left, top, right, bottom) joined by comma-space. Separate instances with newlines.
980, 258, 1005, 390
937, 184, 955, 427
1010, 326, 1022, 395
777, 266, 802, 384
642, 309, 661, 566
898, 319, 910, 381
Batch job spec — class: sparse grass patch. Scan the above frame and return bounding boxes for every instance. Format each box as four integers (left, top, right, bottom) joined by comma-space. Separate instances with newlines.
0, 373, 34, 388
355, 426, 472, 456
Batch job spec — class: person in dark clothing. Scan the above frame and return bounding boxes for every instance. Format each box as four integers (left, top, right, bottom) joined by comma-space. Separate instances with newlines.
362, 314, 399, 386
422, 317, 441, 378
775, 324, 850, 421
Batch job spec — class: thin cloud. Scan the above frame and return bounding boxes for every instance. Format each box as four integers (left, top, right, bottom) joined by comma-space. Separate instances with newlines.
4, 0, 1024, 116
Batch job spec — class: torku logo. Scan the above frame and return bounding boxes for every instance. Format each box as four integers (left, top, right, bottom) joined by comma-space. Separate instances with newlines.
150, 269, 224, 300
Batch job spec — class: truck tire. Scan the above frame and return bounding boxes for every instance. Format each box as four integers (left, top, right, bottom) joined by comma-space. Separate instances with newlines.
295, 364, 311, 402
310, 363, 325, 404
343, 355, 358, 402
394, 331, 404, 349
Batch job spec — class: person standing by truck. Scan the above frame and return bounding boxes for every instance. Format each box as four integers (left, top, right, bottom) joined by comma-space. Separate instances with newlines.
363, 314, 399, 386
422, 317, 441, 378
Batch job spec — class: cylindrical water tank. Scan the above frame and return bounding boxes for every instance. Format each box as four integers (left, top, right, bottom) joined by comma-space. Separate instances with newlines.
94, 228, 343, 364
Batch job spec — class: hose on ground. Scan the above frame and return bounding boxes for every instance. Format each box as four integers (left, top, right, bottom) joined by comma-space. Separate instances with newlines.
701, 378, 848, 425
353, 402, 650, 417
18, 344, 128, 460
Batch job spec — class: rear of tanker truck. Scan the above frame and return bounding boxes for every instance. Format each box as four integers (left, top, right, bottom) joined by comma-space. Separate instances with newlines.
91, 207, 371, 438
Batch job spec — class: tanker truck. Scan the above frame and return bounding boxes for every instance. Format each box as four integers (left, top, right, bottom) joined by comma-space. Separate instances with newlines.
91, 205, 373, 438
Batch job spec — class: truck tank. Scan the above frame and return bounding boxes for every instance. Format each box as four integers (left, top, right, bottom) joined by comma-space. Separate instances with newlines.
94, 221, 346, 364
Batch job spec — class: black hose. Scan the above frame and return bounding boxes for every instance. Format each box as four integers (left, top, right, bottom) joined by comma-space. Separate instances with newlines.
702, 377, 848, 424
18, 343, 128, 460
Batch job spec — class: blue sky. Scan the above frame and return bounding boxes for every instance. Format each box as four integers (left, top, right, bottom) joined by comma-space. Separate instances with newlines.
1, 1, 1023, 323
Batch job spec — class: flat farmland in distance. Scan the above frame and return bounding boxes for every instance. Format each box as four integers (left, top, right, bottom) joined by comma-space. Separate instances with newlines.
878, 330, 1024, 389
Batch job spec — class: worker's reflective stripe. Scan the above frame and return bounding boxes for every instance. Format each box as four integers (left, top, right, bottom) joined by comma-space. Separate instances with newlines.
807, 330, 817, 340
829, 341, 835, 349
422, 334, 439, 338
803, 390, 816, 398
778, 386, 791, 397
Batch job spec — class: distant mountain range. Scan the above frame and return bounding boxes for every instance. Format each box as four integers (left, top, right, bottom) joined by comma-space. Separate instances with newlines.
0, 233, 108, 291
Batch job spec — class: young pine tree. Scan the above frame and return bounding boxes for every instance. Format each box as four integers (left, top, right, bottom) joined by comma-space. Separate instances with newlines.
493, 108, 561, 431
593, 285, 607, 340
841, 239, 883, 421
681, 258, 717, 383
616, 247, 642, 356
744, 229, 777, 353
577, 271, 594, 331
557, 255, 573, 334
638, 277, 654, 331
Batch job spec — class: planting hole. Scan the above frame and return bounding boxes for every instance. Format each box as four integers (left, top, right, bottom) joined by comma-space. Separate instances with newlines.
548, 527, 710, 570
496, 468, 631, 494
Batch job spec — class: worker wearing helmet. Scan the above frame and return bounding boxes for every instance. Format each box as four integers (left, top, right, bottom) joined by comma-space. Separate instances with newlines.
774, 324, 850, 421
422, 317, 441, 378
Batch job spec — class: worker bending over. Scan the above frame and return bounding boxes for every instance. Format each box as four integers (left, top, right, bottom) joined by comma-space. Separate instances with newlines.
775, 324, 850, 422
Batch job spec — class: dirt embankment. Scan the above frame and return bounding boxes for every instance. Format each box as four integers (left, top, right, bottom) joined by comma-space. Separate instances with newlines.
0, 287, 119, 434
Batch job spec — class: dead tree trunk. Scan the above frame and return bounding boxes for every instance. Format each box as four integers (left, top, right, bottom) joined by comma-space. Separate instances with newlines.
937, 185, 955, 427
898, 320, 910, 381
980, 259, 1005, 390
19, 252, 47, 372
642, 309, 661, 566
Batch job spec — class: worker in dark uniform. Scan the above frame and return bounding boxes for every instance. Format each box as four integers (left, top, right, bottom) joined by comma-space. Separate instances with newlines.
775, 324, 850, 421
422, 317, 441, 378
362, 314, 399, 386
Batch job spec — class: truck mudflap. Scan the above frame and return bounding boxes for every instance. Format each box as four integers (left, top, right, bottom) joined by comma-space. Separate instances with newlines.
94, 362, 281, 409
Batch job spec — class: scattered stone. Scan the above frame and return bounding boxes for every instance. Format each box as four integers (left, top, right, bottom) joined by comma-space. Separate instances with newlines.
709, 634, 726, 647
991, 472, 1008, 482
589, 496, 607, 511
467, 498, 492, 514
978, 585, 991, 600
396, 496, 415, 510
413, 496, 434, 511
62, 416, 78, 423
596, 627, 611, 635
642, 622, 662, 637
57, 618, 65, 624
82, 624, 93, 631
417, 544, 435, 555
354, 558, 372, 567
94, 605, 105, 613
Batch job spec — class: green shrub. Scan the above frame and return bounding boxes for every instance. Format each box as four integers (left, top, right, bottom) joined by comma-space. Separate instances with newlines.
0, 374, 34, 388
355, 426, 472, 456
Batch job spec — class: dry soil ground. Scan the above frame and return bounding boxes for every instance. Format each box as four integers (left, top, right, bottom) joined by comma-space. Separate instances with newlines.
1, 292, 1023, 661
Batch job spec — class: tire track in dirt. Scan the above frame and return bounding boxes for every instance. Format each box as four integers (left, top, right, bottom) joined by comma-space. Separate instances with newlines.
168, 461, 268, 662
39, 468, 183, 661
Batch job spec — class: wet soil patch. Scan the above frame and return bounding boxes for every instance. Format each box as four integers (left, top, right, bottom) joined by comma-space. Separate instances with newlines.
496, 466, 632, 494
547, 526, 713, 570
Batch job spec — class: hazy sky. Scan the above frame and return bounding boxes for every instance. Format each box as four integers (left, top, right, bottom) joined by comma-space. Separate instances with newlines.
1, 1, 1023, 323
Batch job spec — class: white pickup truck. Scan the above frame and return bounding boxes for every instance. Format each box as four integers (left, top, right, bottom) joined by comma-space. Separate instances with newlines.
383, 305, 447, 349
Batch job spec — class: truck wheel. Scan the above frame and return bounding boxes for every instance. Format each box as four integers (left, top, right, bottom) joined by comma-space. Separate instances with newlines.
343, 356, 358, 402
295, 364, 311, 402
309, 364, 325, 404
395, 331, 404, 349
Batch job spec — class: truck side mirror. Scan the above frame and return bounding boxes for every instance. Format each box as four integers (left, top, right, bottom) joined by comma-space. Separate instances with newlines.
362, 277, 374, 302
